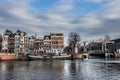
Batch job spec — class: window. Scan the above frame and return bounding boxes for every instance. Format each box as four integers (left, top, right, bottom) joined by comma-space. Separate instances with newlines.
45, 37, 49, 40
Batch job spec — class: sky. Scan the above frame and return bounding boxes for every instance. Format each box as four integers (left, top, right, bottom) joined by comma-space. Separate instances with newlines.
0, 0, 120, 45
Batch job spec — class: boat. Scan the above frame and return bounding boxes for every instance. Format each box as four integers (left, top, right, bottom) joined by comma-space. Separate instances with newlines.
29, 54, 71, 60
0, 52, 30, 61
0, 53, 16, 61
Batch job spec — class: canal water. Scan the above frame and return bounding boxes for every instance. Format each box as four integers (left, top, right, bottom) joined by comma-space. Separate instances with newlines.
0, 59, 120, 80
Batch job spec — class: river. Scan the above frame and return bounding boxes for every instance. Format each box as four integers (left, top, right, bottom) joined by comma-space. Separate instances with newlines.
0, 59, 120, 80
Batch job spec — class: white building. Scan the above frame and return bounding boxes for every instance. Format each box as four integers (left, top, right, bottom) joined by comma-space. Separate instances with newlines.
14, 30, 30, 54
2, 33, 9, 52
44, 35, 51, 53
2, 30, 14, 53
29, 35, 36, 54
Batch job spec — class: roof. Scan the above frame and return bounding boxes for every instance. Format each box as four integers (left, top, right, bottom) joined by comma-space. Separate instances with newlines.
112, 38, 120, 43
50, 33, 63, 36
4, 29, 12, 35
44, 35, 51, 40
9, 33, 14, 37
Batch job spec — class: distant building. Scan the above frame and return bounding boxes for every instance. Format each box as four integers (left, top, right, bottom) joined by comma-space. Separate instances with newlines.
0, 34, 2, 52
88, 39, 114, 54
34, 37, 44, 54
1, 29, 65, 55
50, 33, 64, 55
14, 30, 29, 54
14, 30, 21, 53
39, 38, 44, 51
44, 35, 51, 53
29, 35, 36, 53
88, 41, 103, 53
24, 33, 29, 53
2, 29, 14, 53
110, 38, 120, 53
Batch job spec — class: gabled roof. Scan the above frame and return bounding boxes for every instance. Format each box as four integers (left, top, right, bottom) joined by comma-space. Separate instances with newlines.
4, 29, 12, 35
15, 30, 22, 35
44, 35, 51, 40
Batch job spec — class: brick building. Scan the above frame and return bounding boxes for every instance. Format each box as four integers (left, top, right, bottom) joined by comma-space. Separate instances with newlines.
50, 33, 64, 55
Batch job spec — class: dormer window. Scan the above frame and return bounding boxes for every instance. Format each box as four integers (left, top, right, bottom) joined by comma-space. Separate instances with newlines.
45, 37, 49, 40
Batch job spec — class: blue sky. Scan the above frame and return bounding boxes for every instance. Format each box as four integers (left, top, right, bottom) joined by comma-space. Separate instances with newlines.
30, 0, 102, 14
0, 0, 120, 45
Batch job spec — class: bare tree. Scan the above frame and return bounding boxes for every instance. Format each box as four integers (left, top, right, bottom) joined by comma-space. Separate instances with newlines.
68, 32, 80, 54
104, 35, 111, 41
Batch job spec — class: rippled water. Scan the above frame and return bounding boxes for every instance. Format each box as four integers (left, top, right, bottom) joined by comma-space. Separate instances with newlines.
0, 59, 120, 80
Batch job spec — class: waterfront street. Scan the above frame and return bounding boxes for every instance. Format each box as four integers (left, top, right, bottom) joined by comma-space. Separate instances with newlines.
0, 59, 120, 80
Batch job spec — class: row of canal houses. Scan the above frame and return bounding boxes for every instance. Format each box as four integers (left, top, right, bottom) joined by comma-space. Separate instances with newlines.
0, 29, 64, 55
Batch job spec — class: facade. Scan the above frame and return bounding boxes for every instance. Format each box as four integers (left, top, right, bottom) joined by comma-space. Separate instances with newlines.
24, 32, 29, 53
1, 29, 64, 55
29, 36, 35, 53
2, 30, 14, 53
50, 33, 64, 55
1, 30, 30, 54
34, 37, 44, 54
38, 38, 44, 51
14, 30, 21, 54
14, 30, 30, 54
109, 38, 120, 53
33, 33, 64, 55
0, 34, 2, 52
44, 35, 51, 53
8, 32, 15, 53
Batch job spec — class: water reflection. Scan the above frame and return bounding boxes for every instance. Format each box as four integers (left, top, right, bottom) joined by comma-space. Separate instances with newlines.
0, 59, 120, 80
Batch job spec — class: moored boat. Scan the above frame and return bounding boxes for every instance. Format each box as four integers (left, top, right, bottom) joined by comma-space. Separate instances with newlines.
0, 52, 30, 61
29, 54, 71, 60
0, 53, 16, 61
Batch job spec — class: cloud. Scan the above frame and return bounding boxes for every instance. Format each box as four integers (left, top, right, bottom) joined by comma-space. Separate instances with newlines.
53, 4, 74, 12
0, 0, 120, 45
103, 0, 120, 19
71, 15, 102, 29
